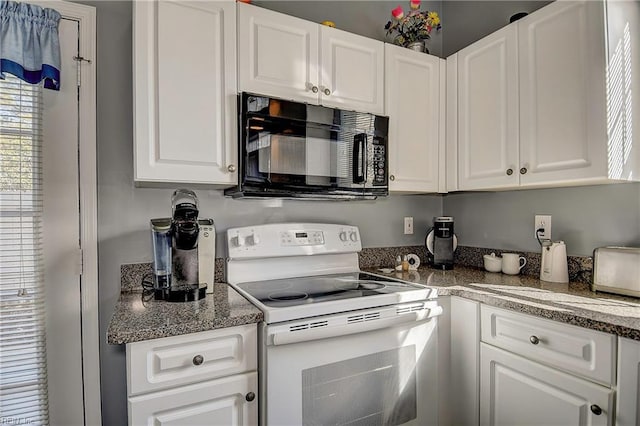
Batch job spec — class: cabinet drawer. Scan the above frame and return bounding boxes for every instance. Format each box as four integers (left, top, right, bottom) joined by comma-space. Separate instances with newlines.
481, 305, 615, 385
129, 372, 258, 426
127, 324, 257, 396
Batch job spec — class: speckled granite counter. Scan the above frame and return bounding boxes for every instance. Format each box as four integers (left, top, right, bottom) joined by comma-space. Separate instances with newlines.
365, 265, 640, 341
107, 283, 263, 345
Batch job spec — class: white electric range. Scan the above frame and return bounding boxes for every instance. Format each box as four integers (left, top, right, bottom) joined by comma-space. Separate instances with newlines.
226, 223, 442, 426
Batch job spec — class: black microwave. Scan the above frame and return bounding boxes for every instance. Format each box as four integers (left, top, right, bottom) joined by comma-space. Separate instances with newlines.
225, 93, 389, 200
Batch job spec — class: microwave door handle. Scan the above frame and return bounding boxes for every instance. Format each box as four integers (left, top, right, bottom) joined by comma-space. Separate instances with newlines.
352, 133, 366, 184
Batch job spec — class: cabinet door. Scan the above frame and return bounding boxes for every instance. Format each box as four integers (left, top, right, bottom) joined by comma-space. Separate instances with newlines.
458, 25, 519, 190
480, 344, 613, 426
385, 44, 443, 192
451, 297, 480, 426
518, 1, 607, 186
238, 3, 319, 104
319, 26, 384, 114
617, 337, 640, 426
133, 1, 237, 185
129, 372, 258, 426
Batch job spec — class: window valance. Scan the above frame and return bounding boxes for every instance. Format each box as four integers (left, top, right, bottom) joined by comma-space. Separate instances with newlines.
0, 0, 61, 90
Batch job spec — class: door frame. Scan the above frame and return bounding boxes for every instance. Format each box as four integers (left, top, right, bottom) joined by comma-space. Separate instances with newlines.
29, 1, 99, 424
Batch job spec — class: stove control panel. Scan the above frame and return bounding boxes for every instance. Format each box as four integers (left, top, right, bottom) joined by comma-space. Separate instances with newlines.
280, 230, 324, 246
227, 223, 361, 259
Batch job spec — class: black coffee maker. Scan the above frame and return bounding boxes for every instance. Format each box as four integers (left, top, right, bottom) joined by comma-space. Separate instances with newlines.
150, 189, 207, 302
426, 216, 456, 270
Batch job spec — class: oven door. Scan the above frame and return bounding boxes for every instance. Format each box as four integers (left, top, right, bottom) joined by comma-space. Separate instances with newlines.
261, 305, 440, 426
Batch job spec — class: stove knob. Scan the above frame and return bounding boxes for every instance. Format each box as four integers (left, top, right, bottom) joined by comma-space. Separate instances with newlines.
349, 232, 358, 242
231, 234, 245, 247
247, 233, 259, 246
339, 231, 348, 242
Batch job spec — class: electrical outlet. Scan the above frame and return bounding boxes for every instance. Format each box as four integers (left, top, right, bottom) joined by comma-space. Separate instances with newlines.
534, 215, 552, 240
404, 217, 414, 235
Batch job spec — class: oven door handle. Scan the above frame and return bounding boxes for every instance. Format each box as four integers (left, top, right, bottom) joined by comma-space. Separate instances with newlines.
269, 306, 443, 347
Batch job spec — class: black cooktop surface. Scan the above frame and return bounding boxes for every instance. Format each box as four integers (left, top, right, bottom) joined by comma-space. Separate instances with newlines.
236, 272, 426, 308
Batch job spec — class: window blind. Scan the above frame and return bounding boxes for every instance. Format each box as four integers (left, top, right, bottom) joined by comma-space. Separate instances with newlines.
0, 74, 48, 425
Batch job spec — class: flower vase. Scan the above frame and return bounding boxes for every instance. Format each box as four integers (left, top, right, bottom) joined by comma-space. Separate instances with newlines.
406, 41, 428, 53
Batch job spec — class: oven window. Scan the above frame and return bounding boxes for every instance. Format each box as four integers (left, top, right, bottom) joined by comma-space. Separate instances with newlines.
301, 346, 417, 426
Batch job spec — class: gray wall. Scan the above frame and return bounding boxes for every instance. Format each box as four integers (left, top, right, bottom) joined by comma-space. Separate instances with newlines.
254, 0, 443, 57
82, 1, 442, 424
443, 184, 640, 256
441, 0, 551, 56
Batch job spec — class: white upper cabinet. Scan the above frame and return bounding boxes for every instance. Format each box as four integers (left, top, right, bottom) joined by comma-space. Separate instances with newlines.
518, 1, 607, 186
454, 0, 639, 191
457, 24, 519, 190
238, 3, 384, 115
237, 2, 319, 104
385, 44, 444, 192
133, 1, 237, 185
319, 26, 384, 114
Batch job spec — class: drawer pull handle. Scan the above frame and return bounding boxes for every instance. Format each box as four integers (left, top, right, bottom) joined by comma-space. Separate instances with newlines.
311, 85, 319, 93
227, 164, 236, 173
529, 335, 540, 345
389, 175, 395, 181
520, 167, 528, 175
590, 405, 602, 415
192, 355, 204, 366
506, 168, 514, 176
245, 392, 256, 402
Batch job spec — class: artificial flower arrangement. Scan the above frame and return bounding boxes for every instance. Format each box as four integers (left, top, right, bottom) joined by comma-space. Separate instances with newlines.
384, 0, 441, 49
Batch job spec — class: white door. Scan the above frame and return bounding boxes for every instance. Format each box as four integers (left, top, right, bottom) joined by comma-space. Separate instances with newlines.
518, 0, 607, 186
129, 373, 258, 426
319, 26, 384, 114
617, 337, 640, 426
385, 44, 442, 192
134, 0, 237, 185
458, 24, 519, 190
480, 343, 613, 426
237, 2, 319, 104
42, 17, 85, 426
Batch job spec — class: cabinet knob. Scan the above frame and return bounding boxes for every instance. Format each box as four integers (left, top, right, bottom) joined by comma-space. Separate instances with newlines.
529, 335, 540, 345
311, 85, 319, 93
389, 175, 395, 181
192, 355, 204, 366
506, 168, 514, 176
323, 88, 331, 96
245, 392, 256, 402
227, 164, 236, 173
520, 167, 528, 175
590, 405, 602, 416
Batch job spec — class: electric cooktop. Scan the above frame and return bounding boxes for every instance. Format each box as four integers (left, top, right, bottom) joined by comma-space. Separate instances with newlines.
236, 272, 431, 308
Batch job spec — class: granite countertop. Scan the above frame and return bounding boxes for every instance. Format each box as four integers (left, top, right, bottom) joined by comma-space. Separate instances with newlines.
366, 265, 640, 341
108, 264, 640, 345
107, 283, 263, 345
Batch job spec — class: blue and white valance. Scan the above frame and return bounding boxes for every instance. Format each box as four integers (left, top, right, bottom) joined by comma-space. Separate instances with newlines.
0, 0, 61, 90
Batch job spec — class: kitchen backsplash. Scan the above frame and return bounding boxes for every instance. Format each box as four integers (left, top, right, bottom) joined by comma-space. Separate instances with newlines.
120, 245, 593, 292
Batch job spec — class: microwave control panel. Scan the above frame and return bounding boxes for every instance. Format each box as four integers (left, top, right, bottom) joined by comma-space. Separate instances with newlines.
372, 136, 386, 186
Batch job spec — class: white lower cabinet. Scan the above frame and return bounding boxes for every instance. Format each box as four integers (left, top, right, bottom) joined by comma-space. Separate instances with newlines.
126, 325, 258, 426
129, 372, 258, 426
480, 343, 613, 426
617, 337, 640, 426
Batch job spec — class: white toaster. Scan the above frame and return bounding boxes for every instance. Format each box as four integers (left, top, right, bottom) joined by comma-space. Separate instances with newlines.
592, 247, 640, 297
